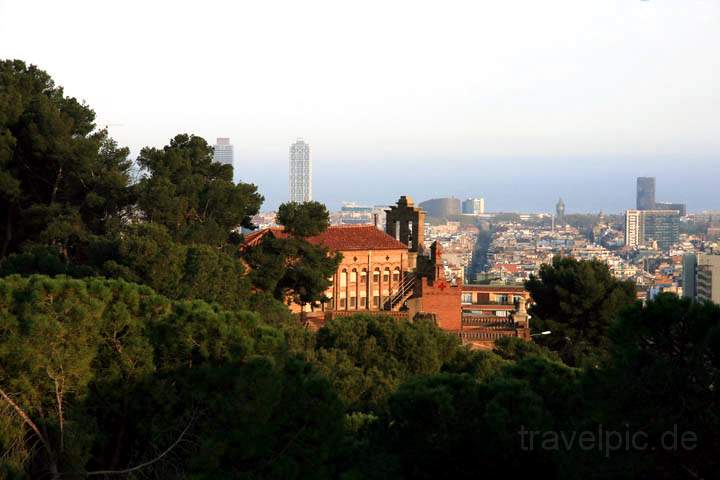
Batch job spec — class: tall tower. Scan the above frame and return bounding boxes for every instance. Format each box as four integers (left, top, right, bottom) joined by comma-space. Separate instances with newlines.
636, 177, 655, 210
213, 138, 234, 167
555, 198, 566, 225
289, 139, 312, 202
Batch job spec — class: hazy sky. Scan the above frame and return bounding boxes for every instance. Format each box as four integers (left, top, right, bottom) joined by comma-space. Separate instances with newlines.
1, 0, 718, 213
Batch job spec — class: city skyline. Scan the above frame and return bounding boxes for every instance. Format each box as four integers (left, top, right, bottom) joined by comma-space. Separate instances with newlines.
1, 0, 718, 212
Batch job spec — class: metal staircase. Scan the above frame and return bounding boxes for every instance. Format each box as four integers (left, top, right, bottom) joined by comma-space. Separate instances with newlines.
383, 274, 416, 311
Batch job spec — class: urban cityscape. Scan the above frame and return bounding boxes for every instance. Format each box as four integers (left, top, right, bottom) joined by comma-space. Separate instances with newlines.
1, 1, 719, 479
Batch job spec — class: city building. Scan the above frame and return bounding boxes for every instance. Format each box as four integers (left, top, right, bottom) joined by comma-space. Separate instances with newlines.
462, 198, 485, 215
625, 209, 680, 251
555, 198, 566, 225
697, 253, 720, 303
637, 177, 656, 210
684, 252, 720, 304
655, 202, 687, 217
419, 197, 461, 219
682, 253, 697, 299
289, 139, 311, 202
213, 137, 234, 167
636, 176, 687, 217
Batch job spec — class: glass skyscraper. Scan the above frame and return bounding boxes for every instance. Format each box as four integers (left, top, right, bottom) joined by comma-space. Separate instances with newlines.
636, 177, 656, 210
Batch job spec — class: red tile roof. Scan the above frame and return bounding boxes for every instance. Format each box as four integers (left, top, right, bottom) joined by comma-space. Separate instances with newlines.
243, 225, 409, 252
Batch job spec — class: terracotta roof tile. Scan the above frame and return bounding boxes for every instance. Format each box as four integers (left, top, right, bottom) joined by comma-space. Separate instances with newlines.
243, 224, 409, 251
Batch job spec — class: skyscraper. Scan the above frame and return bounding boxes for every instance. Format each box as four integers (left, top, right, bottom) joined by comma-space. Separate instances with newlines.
555, 198, 566, 225
213, 137, 234, 167
636, 177, 656, 210
289, 139, 311, 202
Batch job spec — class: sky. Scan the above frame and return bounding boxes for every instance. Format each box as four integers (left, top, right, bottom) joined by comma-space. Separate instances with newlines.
1, 0, 718, 213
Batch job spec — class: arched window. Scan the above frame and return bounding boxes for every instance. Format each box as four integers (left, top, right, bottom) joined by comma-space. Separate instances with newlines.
350, 269, 357, 283
360, 269, 368, 284
373, 268, 380, 283
340, 269, 348, 287
392, 267, 400, 283
383, 267, 390, 283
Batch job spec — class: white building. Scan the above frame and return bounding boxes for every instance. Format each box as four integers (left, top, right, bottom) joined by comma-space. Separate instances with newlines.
462, 197, 485, 215
289, 139, 312, 202
625, 209, 642, 247
213, 137, 234, 167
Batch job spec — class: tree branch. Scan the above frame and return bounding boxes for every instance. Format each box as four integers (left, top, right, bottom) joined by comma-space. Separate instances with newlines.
83, 415, 194, 476
0, 385, 55, 463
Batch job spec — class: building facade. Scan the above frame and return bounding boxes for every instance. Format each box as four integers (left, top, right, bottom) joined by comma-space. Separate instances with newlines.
213, 137, 234, 167
637, 177, 656, 210
289, 139, 312, 202
462, 198, 485, 215
625, 209, 680, 250
684, 252, 720, 304
419, 197, 461, 219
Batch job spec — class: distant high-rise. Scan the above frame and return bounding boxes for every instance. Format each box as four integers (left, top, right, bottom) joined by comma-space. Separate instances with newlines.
289, 139, 311, 202
555, 198, 566, 225
625, 209, 680, 251
214, 137, 234, 167
419, 197, 461, 219
636, 177, 656, 210
462, 198, 485, 215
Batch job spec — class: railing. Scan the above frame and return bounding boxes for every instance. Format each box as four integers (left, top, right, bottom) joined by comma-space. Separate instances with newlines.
383, 274, 416, 311
326, 310, 409, 321
462, 315, 515, 328
457, 330, 518, 341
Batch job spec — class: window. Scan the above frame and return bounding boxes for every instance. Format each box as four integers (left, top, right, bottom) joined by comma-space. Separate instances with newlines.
340, 270, 347, 287
340, 298, 346, 308
360, 269, 368, 284
360, 297, 367, 308
383, 268, 390, 283
393, 267, 400, 283
350, 297, 357, 308
462, 293, 473, 304
373, 295, 380, 307
350, 269, 357, 283
373, 269, 380, 283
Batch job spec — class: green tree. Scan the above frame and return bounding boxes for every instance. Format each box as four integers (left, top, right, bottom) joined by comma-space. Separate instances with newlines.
525, 256, 637, 366
0, 60, 133, 260
135, 133, 263, 246
244, 201, 341, 309
0, 275, 344, 479
276, 201, 330, 237
386, 373, 557, 480
314, 315, 459, 410
589, 294, 720, 479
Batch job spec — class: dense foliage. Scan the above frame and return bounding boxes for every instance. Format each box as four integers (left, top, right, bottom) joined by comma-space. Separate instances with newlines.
525, 255, 637, 366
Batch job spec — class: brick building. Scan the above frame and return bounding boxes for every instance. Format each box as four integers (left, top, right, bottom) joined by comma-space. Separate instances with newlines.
243, 196, 532, 348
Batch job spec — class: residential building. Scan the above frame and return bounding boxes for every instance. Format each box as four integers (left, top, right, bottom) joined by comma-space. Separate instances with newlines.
289, 139, 311, 202
696, 253, 720, 303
